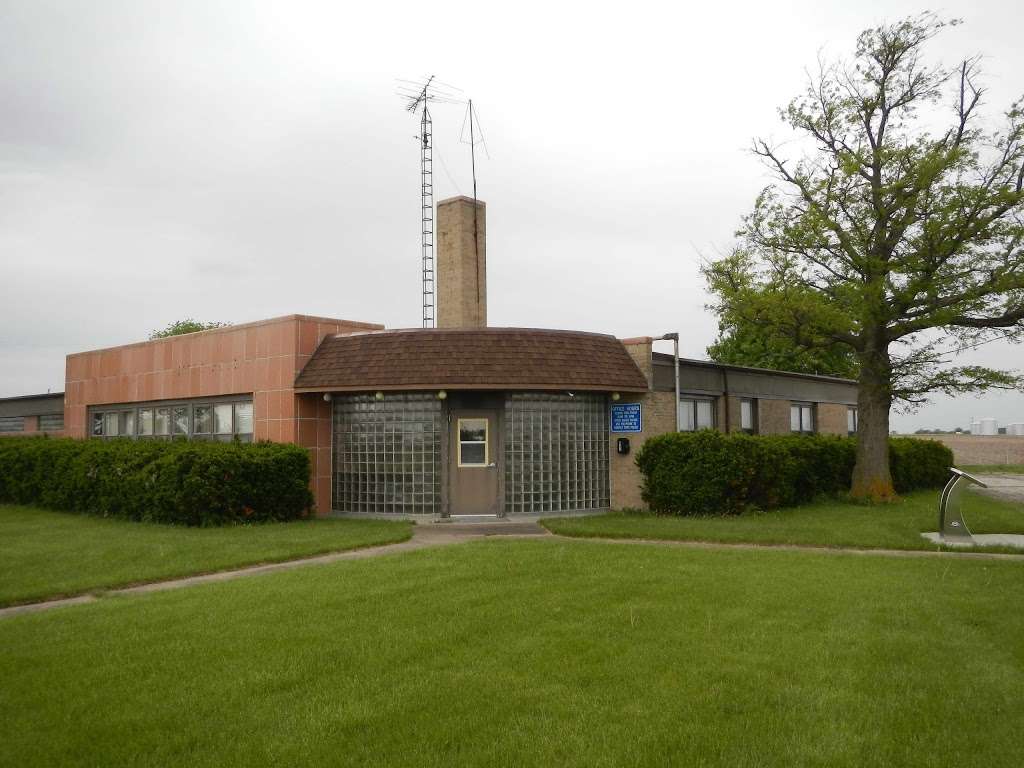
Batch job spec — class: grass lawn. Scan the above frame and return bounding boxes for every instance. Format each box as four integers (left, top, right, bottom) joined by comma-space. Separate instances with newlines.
0, 539, 1022, 767
0, 505, 411, 607
963, 464, 1024, 474
541, 489, 1024, 552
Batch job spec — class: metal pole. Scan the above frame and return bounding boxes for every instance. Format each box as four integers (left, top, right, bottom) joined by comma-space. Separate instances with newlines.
657, 333, 681, 432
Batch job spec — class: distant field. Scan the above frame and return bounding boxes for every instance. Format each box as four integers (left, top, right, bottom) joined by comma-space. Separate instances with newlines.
902, 434, 1024, 466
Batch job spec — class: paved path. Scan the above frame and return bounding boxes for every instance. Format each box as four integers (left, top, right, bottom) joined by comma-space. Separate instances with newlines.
0, 522, 549, 620
973, 473, 1024, 504
3, 520, 1024, 620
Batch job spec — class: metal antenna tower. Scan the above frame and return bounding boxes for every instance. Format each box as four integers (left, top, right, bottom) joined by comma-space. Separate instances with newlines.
398, 76, 463, 328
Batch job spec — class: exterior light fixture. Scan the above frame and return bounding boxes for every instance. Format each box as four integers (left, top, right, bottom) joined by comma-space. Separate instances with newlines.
374, 391, 385, 401
437, 390, 447, 400
323, 393, 332, 403
611, 392, 621, 401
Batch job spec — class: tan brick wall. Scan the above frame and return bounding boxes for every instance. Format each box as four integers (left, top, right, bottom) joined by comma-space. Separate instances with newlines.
817, 403, 849, 436
609, 390, 676, 510
905, 435, 1024, 466
621, 337, 654, 384
437, 196, 486, 329
758, 398, 792, 435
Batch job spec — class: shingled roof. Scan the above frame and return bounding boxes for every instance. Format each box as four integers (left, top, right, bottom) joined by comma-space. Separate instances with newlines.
294, 328, 649, 393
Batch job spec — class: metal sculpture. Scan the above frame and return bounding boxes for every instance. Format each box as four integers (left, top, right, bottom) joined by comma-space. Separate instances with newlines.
937, 468, 988, 543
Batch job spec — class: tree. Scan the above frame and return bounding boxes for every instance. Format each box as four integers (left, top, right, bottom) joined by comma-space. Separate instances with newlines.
703, 14, 1024, 500
706, 250, 860, 378
149, 319, 230, 339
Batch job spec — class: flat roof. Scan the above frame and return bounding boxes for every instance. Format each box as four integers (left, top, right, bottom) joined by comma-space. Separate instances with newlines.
653, 352, 858, 386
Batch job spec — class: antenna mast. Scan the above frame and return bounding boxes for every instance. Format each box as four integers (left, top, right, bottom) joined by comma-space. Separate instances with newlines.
398, 76, 464, 328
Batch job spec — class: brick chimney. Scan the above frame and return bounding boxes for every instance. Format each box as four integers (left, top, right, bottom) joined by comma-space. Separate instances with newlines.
437, 196, 486, 328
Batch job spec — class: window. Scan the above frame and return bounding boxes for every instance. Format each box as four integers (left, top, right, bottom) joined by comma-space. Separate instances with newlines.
0, 416, 25, 433
458, 418, 489, 467
38, 413, 63, 432
740, 398, 757, 434
172, 407, 189, 435
214, 404, 232, 435
504, 393, 609, 514
679, 397, 715, 431
791, 403, 815, 434
193, 406, 213, 435
847, 406, 858, 436
234, 402, 253, 435
155, 408, 170, 436
90, 398, 254, 442
138, 409, 154, 436
333, 394, 442, 515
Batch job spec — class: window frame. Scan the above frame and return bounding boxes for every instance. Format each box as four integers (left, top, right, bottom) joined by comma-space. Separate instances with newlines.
847, 406, 858, 436
739, 398, 757, 435
88, 397, 255, 442
790, 402, 816, 434
678, 396, 717, 432
457, 417, 489, 468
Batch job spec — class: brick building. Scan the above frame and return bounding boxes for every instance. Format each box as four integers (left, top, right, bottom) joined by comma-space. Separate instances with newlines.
1, 195, 858, 518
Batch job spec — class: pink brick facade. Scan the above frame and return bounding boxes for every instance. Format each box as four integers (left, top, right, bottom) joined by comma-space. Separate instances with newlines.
63, 315, 382, 514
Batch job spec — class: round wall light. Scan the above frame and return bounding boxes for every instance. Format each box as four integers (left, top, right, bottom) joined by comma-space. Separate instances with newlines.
374, 391, 385, 401
611, 392, 621, 401
437, 390, 448, 400
323, 393, 332, 403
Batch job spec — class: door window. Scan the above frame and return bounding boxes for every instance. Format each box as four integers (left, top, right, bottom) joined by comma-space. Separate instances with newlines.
458, 418, 489, 467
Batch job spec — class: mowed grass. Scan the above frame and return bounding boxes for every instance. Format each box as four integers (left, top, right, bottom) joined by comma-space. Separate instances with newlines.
963, 464, 1024, 474
0, 505, 412, 607
542, 489, 1024, 552
1, 539, 1022, 767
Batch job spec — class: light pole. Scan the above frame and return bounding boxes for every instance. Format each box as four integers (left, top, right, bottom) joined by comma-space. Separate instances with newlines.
657, 333, 680, 432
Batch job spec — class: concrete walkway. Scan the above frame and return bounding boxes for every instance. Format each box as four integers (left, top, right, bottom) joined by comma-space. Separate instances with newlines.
0, 522, 549, 620
4, 520, 1024, 620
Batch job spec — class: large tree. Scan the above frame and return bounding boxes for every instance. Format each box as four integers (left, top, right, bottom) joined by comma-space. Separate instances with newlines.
704, 14, 1024, 500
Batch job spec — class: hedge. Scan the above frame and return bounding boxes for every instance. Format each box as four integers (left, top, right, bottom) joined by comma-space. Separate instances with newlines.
636, 432, 953, 516
0, 437, 313, 526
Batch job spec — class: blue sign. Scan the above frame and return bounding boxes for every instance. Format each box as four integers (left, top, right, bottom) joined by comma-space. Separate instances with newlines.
610, 402, 642, 433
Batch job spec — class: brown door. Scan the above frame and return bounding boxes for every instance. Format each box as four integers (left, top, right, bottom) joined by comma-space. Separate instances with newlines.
449, 408, 500, 516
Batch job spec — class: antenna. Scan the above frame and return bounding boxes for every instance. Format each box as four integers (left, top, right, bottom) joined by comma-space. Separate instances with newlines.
397, 76, 464, 328
460, 100, 488, 307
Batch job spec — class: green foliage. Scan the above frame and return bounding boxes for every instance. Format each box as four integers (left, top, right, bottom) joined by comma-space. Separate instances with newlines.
888, 437, 955, 493
702, 13, 1024, 495
635, 431, 951, 515
149, 319, 230, 339
706, 251, 860, 378
0, 438, 313, 526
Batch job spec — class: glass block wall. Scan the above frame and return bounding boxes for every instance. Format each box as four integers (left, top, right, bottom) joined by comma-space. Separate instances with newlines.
504, 393, 609, 514
332, 394, 443, 515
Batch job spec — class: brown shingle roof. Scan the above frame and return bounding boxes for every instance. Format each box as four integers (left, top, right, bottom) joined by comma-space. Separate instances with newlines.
294, 328, 649, 392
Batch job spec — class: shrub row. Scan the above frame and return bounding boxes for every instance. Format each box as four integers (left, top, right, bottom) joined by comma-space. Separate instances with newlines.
635, 432, 953, 516
0, 437, 313, 526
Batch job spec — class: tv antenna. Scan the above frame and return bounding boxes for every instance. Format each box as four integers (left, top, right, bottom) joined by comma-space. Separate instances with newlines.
460, 100, 489, 306
397, 76, 464, 328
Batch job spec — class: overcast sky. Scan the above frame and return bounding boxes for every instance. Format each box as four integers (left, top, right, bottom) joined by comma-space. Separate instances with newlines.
2, 0, 1023, 431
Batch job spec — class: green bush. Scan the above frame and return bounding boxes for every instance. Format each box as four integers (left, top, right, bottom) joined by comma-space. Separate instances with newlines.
0, 437, 313, 526
636, 431, 950, 515
889, 437, 954, 493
